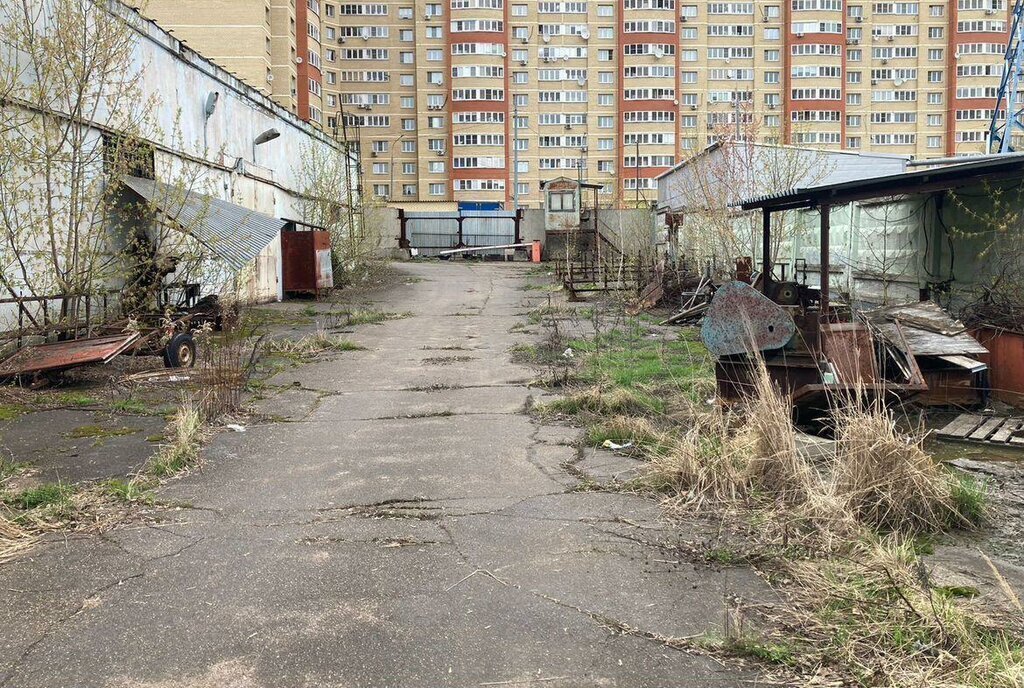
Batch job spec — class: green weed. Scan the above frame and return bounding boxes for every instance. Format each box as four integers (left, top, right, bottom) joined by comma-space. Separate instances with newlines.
7, 482, 72, 510
65, 425, 137, 440
110, 399, 149, 414
0, 403, 28, 421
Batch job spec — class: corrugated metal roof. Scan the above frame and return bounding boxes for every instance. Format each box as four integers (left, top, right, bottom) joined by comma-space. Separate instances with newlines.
122, 176, 284, 271
656, 143, 909, 213
737, 154, 1024, 210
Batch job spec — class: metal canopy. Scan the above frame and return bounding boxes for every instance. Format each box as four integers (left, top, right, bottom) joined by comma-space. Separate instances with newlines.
737, 154, 1024, 212
122, 176, 285, 271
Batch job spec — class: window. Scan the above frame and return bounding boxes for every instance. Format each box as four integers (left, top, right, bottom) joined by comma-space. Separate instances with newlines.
928, 92, 943, 104
598, 94, 614, 105
401, 51, 414, 64
764, 27, 781, 39
599, 71, 614, 84
401, 29, 414, 41
846, 137, 861, 148
427, 49, 443, 60
429, 183, 445, 195
928, 70, 943, 82
548, 191, 576, 212
516, 183, 529, 195
598, 27, 614, 38
403, 118, 415, 130
372, 184, 390, 197
846, 114, 861, 126
765, 49, 780, 61
402, 163, 415, 175
514, 71, 528, 84
927, 135, 942, 147
598, 3, 614, 14
765, 71, 780, 83
847, 93, 862, 105
399, 6, 413, 18
929, 48, 943, 60
598, 49, 614, 61
848, 71, 861, 83
930, 4, 943, 14
426, 26, 443, 38
598, 115, 614, 128
402, 140, 416, 152
512, 3, 527, 13
400, 74, 414, 86
929, 27, 943, 38
402, 96, 414, 108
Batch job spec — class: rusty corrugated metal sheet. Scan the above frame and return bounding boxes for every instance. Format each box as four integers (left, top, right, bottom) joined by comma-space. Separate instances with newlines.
973, 328, 1024, 407
0, 333, 141, 377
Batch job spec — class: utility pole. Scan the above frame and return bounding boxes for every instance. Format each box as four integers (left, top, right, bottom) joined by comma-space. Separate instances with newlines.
512, 104, 520, 210
635, 139, 640, 206
735, 96, 741, 140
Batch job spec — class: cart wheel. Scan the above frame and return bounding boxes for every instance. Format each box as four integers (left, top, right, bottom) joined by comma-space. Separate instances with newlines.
164, 332, 197, 369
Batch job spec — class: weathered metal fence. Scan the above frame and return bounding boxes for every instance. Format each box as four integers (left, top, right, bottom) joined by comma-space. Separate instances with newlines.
399, 210, 522, 257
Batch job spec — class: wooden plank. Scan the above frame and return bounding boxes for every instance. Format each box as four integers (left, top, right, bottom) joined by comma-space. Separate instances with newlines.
936, 413, 986, 439
969, 416, 1005, 441
990, 418, 1022, 444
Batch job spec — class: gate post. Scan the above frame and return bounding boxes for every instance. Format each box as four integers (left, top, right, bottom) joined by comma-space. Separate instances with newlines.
457, 214, 464, 247
514, 208, 522, 244
398, 209, 410, 249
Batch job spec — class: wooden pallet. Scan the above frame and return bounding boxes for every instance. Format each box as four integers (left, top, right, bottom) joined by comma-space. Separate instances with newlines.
936, 413, 1024, 446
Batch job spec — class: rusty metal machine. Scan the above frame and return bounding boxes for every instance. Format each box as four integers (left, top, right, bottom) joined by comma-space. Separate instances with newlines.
701, 275, 927, 410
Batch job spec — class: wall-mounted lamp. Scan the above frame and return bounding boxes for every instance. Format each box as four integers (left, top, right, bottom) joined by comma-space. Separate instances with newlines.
202, 91, 220, 152
253, 128, 281, 164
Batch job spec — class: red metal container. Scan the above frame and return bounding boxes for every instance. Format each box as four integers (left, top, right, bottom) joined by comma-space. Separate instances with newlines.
282, 230, 334, 293
972, 327, 1024, 407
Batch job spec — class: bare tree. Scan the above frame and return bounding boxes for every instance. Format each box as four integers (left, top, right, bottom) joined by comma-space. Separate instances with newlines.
663, 110, 834, 278
0, 0, 226, 336
295, 141, 379, 283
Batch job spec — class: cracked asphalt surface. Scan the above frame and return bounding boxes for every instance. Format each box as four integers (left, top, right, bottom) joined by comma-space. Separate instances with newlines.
0, 262, 768, 688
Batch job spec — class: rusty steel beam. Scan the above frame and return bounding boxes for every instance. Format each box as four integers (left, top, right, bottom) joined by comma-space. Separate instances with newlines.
820, 203, 830, 323
761, 209, 772, 297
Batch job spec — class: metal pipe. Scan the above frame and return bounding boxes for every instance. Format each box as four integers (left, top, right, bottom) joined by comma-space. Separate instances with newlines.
905, 151, 1024, 167
761, 209, 772, 296
820, 203, 830, 322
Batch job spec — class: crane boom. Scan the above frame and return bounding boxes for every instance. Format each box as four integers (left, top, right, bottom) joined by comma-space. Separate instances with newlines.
990, 0, 1024, 152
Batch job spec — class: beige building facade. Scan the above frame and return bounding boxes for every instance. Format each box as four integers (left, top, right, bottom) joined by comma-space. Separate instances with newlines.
142, 0, 315, 118
143, 0, 1012, 208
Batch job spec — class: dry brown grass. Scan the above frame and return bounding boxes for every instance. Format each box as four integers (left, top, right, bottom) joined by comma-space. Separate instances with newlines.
771, 536, 1024, 687
648, 406, 746, 506
831, 398, 976, 534
731, 359, 814, 506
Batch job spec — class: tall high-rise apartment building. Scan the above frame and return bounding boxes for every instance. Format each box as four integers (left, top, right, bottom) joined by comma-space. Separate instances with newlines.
142, 0, 325, 123
317, 0, 1010, 208
143, 1, 1011, 208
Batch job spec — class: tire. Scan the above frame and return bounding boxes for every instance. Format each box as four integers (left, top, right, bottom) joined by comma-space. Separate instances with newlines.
164, 332, 197, 369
